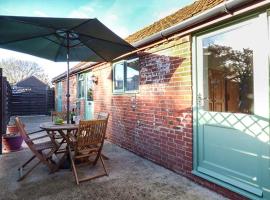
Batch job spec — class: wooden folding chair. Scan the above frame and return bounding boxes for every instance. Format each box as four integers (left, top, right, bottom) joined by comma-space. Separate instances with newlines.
95, 112, 110, 160
68, 118, 109, 185
15, 117, 60, 181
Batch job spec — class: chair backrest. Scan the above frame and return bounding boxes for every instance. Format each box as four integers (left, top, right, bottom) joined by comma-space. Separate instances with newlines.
76, 119, 108, 152
51, 111, 67, 122
15, 117, 34, 147
96, 112, 109, 120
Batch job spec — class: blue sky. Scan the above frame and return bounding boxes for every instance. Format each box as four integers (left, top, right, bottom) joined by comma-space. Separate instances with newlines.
0, 0, 194, 79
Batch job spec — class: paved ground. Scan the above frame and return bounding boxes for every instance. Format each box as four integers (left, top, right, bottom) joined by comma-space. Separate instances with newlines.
0, 116, 227, 200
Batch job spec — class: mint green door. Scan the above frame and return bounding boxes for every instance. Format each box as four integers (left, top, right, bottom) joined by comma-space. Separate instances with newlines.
84, 72, 94, 120
194, 14, 270, 199
57, 82, 62, 112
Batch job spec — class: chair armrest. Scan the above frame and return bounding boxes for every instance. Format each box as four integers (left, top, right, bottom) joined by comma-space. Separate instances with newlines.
27, 129, 44, 135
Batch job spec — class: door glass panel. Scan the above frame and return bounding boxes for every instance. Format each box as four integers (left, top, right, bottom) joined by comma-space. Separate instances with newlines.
202, 24, 254, 114
78, 74, 84, 98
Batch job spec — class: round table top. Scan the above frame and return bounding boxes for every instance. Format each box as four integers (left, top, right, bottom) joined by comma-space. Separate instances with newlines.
40, 122, 78, 131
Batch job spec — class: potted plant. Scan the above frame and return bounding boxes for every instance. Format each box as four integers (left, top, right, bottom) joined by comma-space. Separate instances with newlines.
2, 119, 24, 153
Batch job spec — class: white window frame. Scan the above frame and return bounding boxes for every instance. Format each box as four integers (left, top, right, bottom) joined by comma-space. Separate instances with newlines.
113, 58, 139, 94
77, 74, 85, 99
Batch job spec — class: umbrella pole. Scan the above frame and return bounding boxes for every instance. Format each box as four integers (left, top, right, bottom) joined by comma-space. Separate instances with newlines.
66, 32, 70, 124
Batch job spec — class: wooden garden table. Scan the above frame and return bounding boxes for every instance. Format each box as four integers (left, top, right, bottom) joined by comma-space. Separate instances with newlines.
40, 122, 78, 171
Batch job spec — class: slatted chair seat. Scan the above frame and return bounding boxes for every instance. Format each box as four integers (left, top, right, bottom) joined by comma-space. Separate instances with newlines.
69, 117, 109, 185
34, 141, 56, 151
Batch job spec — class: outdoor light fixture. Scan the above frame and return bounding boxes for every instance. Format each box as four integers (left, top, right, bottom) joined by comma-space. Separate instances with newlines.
92, 75, 98, 84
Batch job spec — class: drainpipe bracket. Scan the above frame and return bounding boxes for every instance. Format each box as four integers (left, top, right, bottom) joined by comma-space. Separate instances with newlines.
224, 1, 234, 15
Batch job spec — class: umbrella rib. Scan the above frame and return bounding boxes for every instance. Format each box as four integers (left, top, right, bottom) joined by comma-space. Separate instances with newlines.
67, 18, 94, 32
69, 41, 84, 48
43, 36, 66, 47
85, 46, 109, 62
78, 33, 134, 48
0, 33, 54, 45
2, 16, 57, 31
54, 39, 66, 62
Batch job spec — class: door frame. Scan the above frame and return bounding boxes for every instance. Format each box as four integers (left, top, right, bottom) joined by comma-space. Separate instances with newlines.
84, 71, 94, 120
191, 11, 270, 200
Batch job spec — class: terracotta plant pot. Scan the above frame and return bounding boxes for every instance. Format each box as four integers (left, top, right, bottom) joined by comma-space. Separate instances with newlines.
6, 124, 19, 134
2, 134, 23, 153
2, 124, 24, 153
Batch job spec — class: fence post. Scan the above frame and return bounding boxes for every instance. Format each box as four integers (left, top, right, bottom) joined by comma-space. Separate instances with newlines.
45, 86, 48, 115
0, 68, 3, 154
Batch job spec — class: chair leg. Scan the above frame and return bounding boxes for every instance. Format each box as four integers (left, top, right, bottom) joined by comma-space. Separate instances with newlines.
68, 146, 79, 185
101, 153, 109, 160
76, 156, 108, 183
100, 156, 108, 176
43, 150, 58, 173
19, 155, 36, 169
18, 160, 41, 181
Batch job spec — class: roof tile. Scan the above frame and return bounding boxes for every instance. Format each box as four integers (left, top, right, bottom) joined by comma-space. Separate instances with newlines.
125, 0, 225, 44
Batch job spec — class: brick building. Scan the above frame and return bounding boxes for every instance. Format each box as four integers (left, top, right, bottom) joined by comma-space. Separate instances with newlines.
52, 1, 270, 199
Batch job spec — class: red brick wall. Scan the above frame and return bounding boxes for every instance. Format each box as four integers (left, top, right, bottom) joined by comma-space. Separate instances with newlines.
92, 35, 247, 200
93, 36, 193, 170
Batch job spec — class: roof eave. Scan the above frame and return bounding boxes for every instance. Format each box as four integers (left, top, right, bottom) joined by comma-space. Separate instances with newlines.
132, 0, 256, 48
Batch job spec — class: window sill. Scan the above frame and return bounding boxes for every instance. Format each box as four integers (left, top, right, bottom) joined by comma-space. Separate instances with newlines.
112, 90, 139, 95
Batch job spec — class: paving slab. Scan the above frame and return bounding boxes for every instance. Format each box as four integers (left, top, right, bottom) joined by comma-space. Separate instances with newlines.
0, 116, 227, 200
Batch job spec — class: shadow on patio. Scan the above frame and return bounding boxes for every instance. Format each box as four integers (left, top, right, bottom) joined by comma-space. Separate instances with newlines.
0, 116, 226, 200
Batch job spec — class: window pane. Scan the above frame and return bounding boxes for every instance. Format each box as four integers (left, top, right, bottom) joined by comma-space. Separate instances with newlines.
78, 75, 84, 98
114, 62, 124, 91
126, 59, 139, 91
202, 23, 254, 114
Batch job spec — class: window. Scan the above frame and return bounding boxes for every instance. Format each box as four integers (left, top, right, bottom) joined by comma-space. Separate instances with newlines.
199, 22, 255, 114
78, 74, 85, 98
113, 58, 139, 93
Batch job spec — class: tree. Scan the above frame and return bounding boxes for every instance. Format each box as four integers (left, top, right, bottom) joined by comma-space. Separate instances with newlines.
0, 58, 50, 85
206, 44, 253, 113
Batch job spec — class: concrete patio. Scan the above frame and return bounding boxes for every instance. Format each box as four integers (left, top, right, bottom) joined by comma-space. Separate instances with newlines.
0, 116, 226, 200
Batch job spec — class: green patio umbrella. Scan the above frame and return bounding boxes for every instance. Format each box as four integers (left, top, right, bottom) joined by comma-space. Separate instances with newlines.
0, 15, 135, 123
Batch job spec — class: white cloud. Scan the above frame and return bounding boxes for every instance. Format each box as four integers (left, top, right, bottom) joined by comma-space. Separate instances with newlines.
69, 4, 94, 18
69, 3, 128, 38
69, 10, 89, 18
154, 7, 179, 21
33, 10, 48, 17
81, 5, 94, 13
101, 13, 129, 37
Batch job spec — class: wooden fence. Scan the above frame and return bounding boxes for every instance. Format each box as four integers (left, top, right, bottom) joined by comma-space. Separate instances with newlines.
10, 87, 54, 116
0, 68, 12, 154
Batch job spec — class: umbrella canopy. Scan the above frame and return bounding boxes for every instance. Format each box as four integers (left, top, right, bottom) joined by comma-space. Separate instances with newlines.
0, 16, 135, 62
0, 15, 135, 122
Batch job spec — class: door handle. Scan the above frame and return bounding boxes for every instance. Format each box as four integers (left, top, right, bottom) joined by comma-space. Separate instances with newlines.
197, 93, 209, 106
